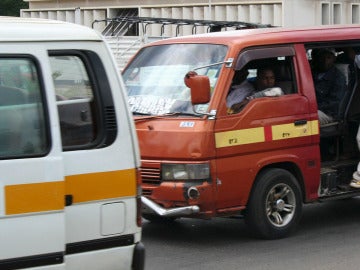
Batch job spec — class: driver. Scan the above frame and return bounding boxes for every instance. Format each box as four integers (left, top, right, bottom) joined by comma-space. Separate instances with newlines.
227, 67, 283, 114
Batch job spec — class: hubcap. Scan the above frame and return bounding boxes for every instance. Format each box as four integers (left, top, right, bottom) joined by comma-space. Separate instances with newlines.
275, 199, 285, 211
266, 183, 296, 227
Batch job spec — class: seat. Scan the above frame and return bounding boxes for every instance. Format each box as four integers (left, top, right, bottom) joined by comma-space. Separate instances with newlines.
57, 99, 95, 147
274, 61, 294, 94
0, 85, 28, 105
0, 86, 28, 156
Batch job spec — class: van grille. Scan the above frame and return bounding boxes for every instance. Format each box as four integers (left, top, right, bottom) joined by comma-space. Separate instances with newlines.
142, 189, 153, 196
141, 166, 161, 185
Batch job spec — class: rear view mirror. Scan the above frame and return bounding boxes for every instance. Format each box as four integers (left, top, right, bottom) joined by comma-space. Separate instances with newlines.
184, 71, 210, 105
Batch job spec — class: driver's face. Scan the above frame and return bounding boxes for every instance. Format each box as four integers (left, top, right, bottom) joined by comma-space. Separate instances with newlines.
257, 70, 275, 90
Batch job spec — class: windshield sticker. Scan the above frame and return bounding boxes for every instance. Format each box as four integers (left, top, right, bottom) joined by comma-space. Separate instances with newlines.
128, 95, 176, 115
195, 104, 209, 114
180, 121, 195, 128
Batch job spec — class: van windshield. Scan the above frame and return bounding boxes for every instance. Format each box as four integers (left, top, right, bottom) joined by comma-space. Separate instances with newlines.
123, 43, 227, 115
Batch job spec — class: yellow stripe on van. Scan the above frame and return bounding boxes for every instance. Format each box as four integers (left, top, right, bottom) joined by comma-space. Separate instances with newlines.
215, 127, 265, 148
65, 169, 136, 204
5, 181, 64, 215
4, 169, 137, 215
311, 119, 320, 135
272, 120, 317, 140
215, 120, 319, 148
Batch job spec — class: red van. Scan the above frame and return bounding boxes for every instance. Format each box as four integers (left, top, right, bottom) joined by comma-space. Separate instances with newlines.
123, 25, 360, 239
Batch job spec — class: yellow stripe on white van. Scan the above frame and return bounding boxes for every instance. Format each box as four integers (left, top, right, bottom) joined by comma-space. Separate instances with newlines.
4, 168, 137, 215
5, 181, 64, 215
65, 168, 136, 204
215, 120, 319, 148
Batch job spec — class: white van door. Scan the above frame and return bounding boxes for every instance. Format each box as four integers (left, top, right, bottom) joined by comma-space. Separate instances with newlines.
48, 47, 141, 269
0, 45, 66, 269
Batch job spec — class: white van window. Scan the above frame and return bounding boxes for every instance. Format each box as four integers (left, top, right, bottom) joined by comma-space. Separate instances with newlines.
0, 58, 48, 158
49, 55, 97, 149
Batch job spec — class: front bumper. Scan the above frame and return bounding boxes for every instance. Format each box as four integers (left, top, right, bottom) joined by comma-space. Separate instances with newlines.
141, 196, 200, 217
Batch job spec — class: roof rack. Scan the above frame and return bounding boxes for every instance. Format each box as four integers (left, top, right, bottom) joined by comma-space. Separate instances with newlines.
93, 16, 272, 37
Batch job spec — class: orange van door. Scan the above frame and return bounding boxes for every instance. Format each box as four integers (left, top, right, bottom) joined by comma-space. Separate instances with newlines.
213, 46, 317, 211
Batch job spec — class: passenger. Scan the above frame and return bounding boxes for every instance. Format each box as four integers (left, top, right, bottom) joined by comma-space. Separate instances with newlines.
336, 47, 360, 91
311, 48, 347, 125
350, 129, 360, 188
227, 67, 283, 114
342, 48, 360, 188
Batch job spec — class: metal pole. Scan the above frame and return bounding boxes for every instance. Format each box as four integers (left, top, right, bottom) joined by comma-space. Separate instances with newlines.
209, 0, 212, 20
75, 7, 81, 25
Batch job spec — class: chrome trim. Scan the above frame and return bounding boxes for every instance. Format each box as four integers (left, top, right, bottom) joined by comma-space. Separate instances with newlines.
141, 196, 200, 217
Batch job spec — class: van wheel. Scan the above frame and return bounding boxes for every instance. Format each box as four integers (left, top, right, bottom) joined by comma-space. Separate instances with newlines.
245, 168, 302, 239
142, 213, 177, 223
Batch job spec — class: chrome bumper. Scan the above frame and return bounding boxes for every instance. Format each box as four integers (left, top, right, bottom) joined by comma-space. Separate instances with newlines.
141, 196, 200, 217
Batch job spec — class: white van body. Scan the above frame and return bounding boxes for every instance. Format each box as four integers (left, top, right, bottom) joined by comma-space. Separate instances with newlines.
0, 17, 144, 270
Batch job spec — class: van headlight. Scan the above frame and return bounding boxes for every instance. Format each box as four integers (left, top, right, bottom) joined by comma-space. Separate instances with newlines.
162, 163, 210, 181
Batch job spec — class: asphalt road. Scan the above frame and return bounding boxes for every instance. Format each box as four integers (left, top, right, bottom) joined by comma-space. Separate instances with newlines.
142, 197, 360, 270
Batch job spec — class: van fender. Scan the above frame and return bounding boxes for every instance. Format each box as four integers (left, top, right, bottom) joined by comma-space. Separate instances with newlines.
247, 156, 306, 205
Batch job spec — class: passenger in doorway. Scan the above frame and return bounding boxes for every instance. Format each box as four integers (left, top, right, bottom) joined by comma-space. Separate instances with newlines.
227, 66, 283, 114
350, 129, 360, 188
311, 48, 347, 125
342, 48, 360, 188
336, 47, 360, 92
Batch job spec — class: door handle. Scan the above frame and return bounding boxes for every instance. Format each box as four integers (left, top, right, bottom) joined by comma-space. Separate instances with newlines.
294, 119, 307, 126
65, 194, 73, 206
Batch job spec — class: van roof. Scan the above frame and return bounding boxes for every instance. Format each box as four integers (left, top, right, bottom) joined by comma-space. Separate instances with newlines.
147, 24, 360, 47
0, 16, 102, 42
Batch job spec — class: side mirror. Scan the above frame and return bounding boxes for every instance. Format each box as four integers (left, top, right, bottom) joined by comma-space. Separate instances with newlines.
184, 71, 211, 105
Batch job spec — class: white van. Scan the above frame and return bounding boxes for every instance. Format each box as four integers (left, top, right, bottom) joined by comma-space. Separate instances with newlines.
0, 17, 144, 269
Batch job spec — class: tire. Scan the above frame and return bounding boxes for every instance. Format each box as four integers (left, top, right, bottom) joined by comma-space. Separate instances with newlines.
142, 213, 177, 223
245, 168, 303, 239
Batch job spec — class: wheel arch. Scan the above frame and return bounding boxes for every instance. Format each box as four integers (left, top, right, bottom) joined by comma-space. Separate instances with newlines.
249, 162, 305, 204
244, 163, 305, 239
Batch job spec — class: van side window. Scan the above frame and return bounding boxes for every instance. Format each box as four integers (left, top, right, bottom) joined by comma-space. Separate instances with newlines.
49, 55, 98, 149
0, 58, 48, 158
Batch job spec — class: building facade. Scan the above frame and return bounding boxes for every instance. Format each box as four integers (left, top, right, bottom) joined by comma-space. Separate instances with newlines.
20, 0, 360, 68
21, 0, 360, 30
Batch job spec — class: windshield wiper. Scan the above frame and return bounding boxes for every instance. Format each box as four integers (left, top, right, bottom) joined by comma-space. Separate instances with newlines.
134, 111, 202, 122
132, 111, 152, 116
170, 112, 202, 117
